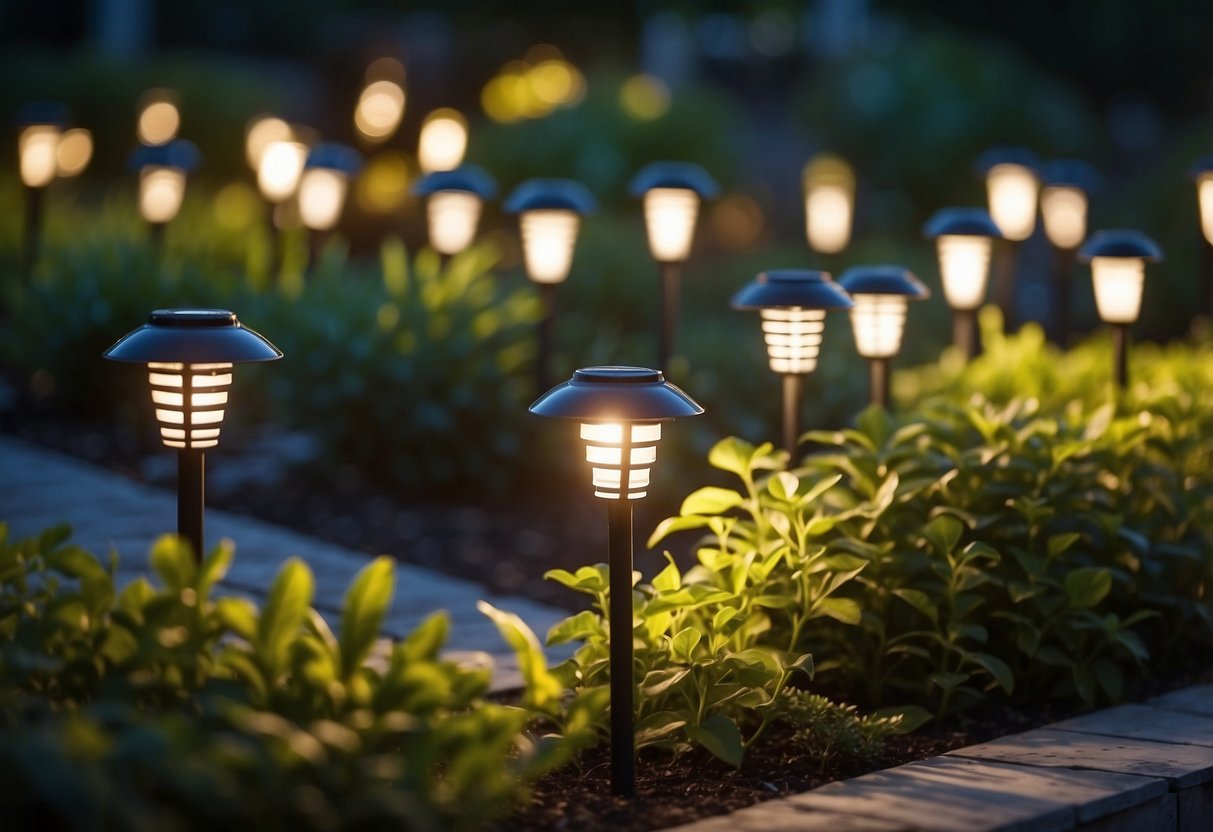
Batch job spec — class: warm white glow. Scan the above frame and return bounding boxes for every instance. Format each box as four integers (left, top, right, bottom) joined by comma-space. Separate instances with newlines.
1040, 185, 1087, 250
1198, 174, 1213, 247
298, 168, 348, 231
1091, 257, 1145, 324
520, 209, 579, 283
139, 166, 187, 224
850, 294, 908, 359
245, 117, 292, 170
19, 125, 60, 188
257, 140, 308, 203
418, 109, 468, 172
580, 422, 662, 500
138, 99, 180, 145
147, 362, 233, 449
760, 307, 827, 374
55, 128, 92, 177
354, 80, 406, 141
937, 234, 993, 310
986, 163, 1038, 242
805, 183, 853, 254
643, 187, 699, 263
427, 190, 482, 254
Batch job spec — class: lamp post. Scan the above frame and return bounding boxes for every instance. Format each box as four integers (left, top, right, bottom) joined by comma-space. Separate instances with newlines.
803, 153, 855, 261
530, 366, 703, 797
504, 178, 598, 394
923, 207, 1003, 361
1040, 160, 1099, 346
1078, 231, 1162, 389
731, 270, 853, 455
129, 139, 201, 252
837, 265, 930, 409
976, 147, 1040, 331
1190, 158, 1213, 317
629, 162, 719, 372
413, 165, 498, 258
16, 102, 69, 280
298, 142, 362, 266
103, 310, 282, 560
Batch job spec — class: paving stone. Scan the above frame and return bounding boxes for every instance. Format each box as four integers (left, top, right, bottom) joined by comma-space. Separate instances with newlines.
786, 756, 1166, 832
1080, 793, 1175, 832
1150, 685, 1213, 718
1052, 703, 1213, 748
664, 802, 910, 832
950, 727, 1213, 789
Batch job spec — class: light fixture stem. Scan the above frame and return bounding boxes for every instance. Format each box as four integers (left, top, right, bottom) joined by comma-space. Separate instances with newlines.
1201, 233, 1213, 319
149, 221, 166, 259
178, 448, 205, 562
607, 497, 636, 798
953, 308, 977, 361
536, 283, 558, 396
1050, 246, 1076, 347
992, 237, 1019, 331
657, 261, 681, 371
782, 373, 804, 457
1112, 323, 1129, 390
21, 184, 44, 281
869, 357, 890, 410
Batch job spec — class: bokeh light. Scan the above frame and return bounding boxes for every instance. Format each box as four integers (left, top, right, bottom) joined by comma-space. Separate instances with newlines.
18, 125, 60, 188
418, 109, 468, 172
709, 194, 765, 251
355, 79, 406, 142
213, 182, 260, 231
620, 75, 670, 120
803, 154, 856, 254
55, 128, 92, 177
298, 167, 348, 231
482, 46, 585, 123
139, 166, 187, 224
137, 89, 180, 145
245, 116, 293, 171
356, 151, 413, 215
258, 140, 308, 203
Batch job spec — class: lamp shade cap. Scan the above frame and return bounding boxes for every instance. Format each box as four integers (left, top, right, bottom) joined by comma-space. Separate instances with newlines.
1078, 230, 1162, 263
629, 161, 720, 198
128, 139, 201, 172
731, 269, 854, 311
304, 142, 362, 174
974, 146, 1041, 175
529, 366, 703, 421
838, 264, 930, 300
413, 164, 497, 198
923, 207, 1003, 239
1042, 159, 1101, 192
504, 178, 598, 214
16, 101, 70, 128
103, 308, 283, 364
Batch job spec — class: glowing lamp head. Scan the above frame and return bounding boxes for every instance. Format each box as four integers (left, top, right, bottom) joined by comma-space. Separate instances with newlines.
504, 178, 598, 284
923, 208, 1003, 311
129, 140, 201, 225
802, 153, 856, 254
629, 162, 719, 264
137, 89, 180, 146
245, 116, 293, 171
1078, 230, 1162, 325
976, 148, 1040, 242
103, 309, 282, 451
55, 128, 93, 178
298, 142, 362, 231
16, 102, 70, 188
1190, 158, 1213, 246
529, 366, 703, 501
731, 270, 854, 375
354, 79, 406, 142
418, 108, 468, 172
414, 165, 498, 255
258, 140, 308, 203
837, 265, 930, 359
1040, 160, 1099, 250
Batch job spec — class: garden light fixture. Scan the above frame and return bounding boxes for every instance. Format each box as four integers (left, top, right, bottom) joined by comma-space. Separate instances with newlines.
299, 142, 362, 260
413, 164, 497, 256
732, 270, 853, 454
257, 140, 309, 205
530, 366, 703, 797
629, 161, 719, 371
244, 116, 293, 171
504, 178, 598, 392
923, 207, 1003, 360
1190, 158, 1213, 316
1079, 230, 1162, 389
1041, 160, 1099, 344
103, 309, 282, 560
129, 139, 201, 246
16, 101, 69, 279
802, 153, 855, 256
837, 265, 930, 409
136, 88, 180, 146
417, 108, 469, 172
976, 147, 1040, 328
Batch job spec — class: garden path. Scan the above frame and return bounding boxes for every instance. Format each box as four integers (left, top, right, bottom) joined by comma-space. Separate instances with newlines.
0, 435, 568, 691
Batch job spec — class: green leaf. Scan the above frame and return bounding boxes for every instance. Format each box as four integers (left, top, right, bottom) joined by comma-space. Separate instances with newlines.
767, 472, 800, 502
892, 589, 939, 625
872, 705, 933, 734
647, 515, 711, 547
402, 611, 449, 662
634, 711, 688, 746
922, 515, 963, 555
1046, 533, 1082, 559
814, 597, 862, 625
478, 601, 562, 712
969, 652, 1014, 694
708, 436, 759, 477
544, 565, 607, 594
257, 558, 315, 678
214, 597, 258, 641
930, 671, 969, 690
651, 558, 681, 593
670, 627, 702, 663
680, 487, 745, 517
855, 403, 892, 446
686, 714, 744, 767
545, 610, 603, 646
149, 534, 197, 591
640, 667, 691, 697
1065, 567, 1112, 609
197, 539, 235, 601
45, 546, 107, 580
340, 556, 395, 679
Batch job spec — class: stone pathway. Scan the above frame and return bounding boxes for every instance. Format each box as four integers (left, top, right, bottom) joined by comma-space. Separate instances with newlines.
0, 436, 569, 690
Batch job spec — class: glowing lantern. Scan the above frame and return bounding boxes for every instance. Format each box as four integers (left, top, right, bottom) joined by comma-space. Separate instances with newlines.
802, 153, 855, 255
413, 165, 498, 256
418, 108, 469, 173
923, 208, 1003, 360
1078, 230, 1162, 388
298, 142, 362, 233
837, 265, 930, 408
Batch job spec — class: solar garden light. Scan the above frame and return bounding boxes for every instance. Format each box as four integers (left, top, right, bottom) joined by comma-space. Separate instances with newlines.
417, 108, 469, 173
16, 102, 69, 279
298, 142, 362, 265
130, 139, 201, 251
1078, 231, 1162, 389
976, 147, 1040, 330
837, 265, 930, 409
923, 207, 1003, 361
803, 153, 855, 258
529, 366, 703, 797
1040, 160, 1099, 345
413, 164, 498, 258
731, 270, 853, 455
1190, 158, 1213, 317
504, 178, 598, 393
103, 310, 282, 560
629, 162, 719, 372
